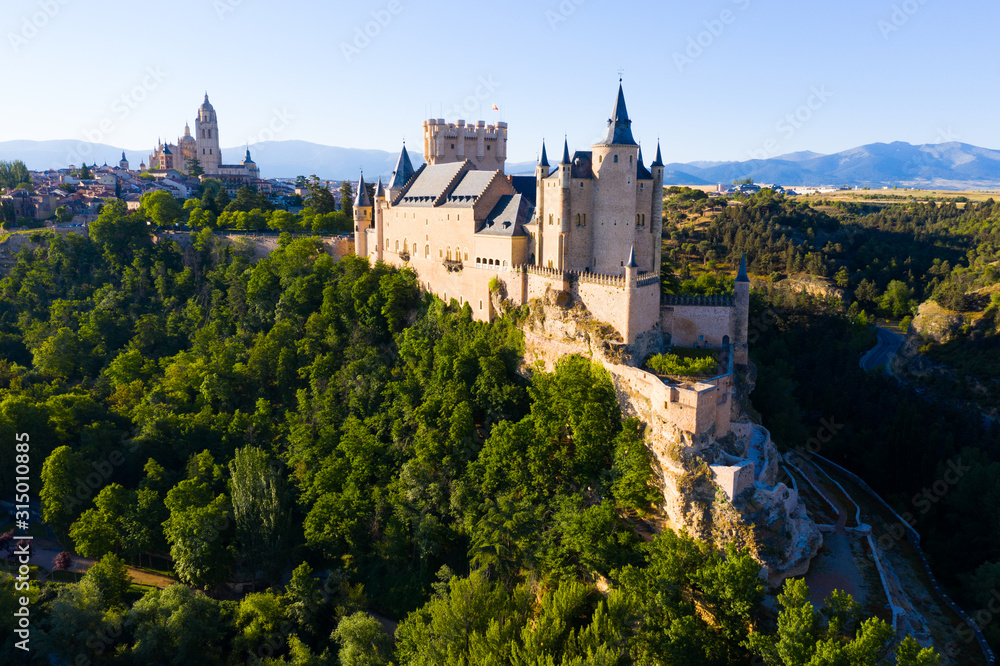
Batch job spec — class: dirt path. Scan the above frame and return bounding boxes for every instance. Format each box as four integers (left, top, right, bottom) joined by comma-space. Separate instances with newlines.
27, 539, 176, 589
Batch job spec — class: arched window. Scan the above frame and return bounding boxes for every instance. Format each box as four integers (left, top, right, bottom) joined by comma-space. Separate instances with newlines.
447, 247, 452, 261
613, 154, 618, 164
395, 240, 399, 252
412, 243, 417, 255
424, 244, 429, 258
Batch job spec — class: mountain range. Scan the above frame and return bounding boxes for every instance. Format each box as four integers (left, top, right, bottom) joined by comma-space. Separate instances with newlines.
3, 139, 1000, 191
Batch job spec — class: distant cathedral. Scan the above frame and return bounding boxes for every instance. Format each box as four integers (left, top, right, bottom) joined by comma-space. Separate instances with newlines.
148, 94, 260, 182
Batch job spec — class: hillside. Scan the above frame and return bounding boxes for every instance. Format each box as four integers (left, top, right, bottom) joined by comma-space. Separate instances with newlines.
7, 138, 1000, 188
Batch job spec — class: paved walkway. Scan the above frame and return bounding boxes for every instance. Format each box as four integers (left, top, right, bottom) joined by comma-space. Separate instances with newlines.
793, 457, 867, 607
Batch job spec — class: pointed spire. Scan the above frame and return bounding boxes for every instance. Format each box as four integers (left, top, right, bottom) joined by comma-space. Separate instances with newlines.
354, 172, 371, 208
374, 178, 385, 199
389, 144, 415, 189
599, 83, 637, 146
538, 140, 549, 168
651, 141, 664, 168
244, 147, 253, 162
626, 245, 638, 269
121, 151, 127, 161
736, 253, 749, 283
560, 137, 571, 165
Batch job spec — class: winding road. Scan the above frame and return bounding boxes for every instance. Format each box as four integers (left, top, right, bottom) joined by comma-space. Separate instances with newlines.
860, 326, 904, 374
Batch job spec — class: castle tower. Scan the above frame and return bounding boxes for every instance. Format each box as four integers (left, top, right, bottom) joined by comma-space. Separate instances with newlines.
195, 93, 222, 174
119, 152, 129, 171
423, 118, 508, 172
733, 253, 750, 364
386, 144, 416, 203
591, 83, 642, 275
651, 142, 665, 273
559, 137, 572, 235
535, 140, 550, 267
353, 173, 372, 259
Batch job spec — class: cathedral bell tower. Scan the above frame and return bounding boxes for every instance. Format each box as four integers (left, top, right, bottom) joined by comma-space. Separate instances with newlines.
195, 93, 221, 174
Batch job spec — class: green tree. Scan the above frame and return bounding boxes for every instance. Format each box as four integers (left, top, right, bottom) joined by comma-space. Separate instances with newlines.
228, 446, 290, 587
40, 446, 88, 540
141, 189, 184, 227
163, 479, 233, 590
81, 553, 131, 610
340, 180, 354, 218
125, 584, 227, 665
879, 279, 917, 319
334, 612, 392, 666
305, 175, 337, 215
186, 157, 205, 177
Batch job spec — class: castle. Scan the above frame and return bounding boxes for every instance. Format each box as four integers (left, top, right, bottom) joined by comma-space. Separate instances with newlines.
352, 85, 821, 579
147, 94, 260, 184
353, 83, 748, 365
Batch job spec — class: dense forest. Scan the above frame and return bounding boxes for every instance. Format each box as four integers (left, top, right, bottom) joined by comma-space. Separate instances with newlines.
0, 200, 942, 663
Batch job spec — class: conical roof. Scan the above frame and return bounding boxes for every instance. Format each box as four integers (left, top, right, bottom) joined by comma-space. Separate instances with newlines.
598, 83, 637, 146
354, 173, 371, 208
538, 140, 549, 168
736, 253, 749, 283
390, 145, 416, 189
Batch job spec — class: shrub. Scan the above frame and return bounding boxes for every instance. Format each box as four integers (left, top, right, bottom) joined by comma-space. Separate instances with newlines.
647, 351, 717, 377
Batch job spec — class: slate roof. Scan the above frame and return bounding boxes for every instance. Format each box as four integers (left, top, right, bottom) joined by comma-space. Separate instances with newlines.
390, 145, 417, 189
478, 194, 531, 237
736, 253, 749, 283
354, 173, 371, 208
597, 83, 637, 146
397, 162, 466, 207
571, 151, 594, 179
538, 141, 550, 168
636, 147, 653, 181
442, 170, 496, 207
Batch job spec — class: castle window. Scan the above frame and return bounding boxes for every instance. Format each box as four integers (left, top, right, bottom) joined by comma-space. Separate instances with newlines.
464, 250, 469, 261
614, 155, 618, 164
630, 155, 633, 164
480, 300, 483, 310
582, 214, 586, 226
439, 249, 443, 258
575, 213, 581, 226
450, 143, 455, 149
447, 247, 452, 260
598, 155, 602, 163
548, 214, 553, 225
395, 240, 400, 252
699, 335, 705, 342
487, 145, 491, 151
413, 243, 417, 255
425, 244, 429, 257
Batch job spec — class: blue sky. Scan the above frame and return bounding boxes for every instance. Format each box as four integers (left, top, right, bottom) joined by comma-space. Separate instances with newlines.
2, 0, 997, 164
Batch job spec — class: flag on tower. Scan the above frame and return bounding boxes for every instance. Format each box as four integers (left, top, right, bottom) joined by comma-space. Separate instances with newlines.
491, 103, 499, 112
